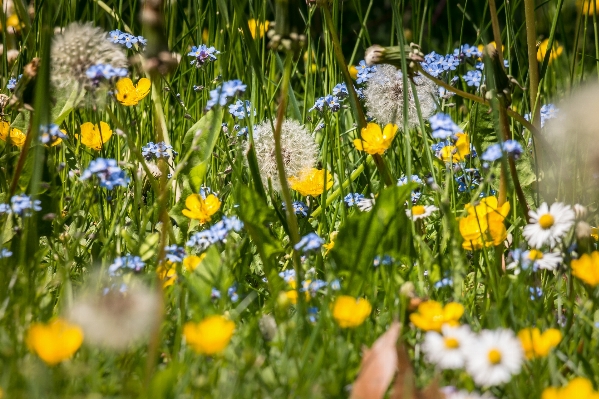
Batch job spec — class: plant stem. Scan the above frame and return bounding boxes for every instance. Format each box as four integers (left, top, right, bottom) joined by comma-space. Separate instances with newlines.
488, 0, 505, 62
524, 0, 541, 129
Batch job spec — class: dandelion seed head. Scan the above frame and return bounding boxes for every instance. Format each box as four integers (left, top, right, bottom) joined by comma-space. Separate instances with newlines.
247, 119, 318, 191
363, 64, 437, 128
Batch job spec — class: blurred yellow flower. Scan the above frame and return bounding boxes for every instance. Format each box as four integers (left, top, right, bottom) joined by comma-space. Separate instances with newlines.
157, 262, 177, 288
409, 300, 464, 332
0, 122, 27, 147
184, 315, 235, 355
247, 19, 269, 38
182, 194, 221, 224
537, 39, 563, 63
115, 77, 151, 106
571, 251, 599, 286
289, 168, 333, 197
332, 295, 372, 328
202, 28, 209, 43
323, 231, 337, 256
6, 14, 22, 32
78, 122, 112, 151
477, 41, 504, 55
353, 122, 398, 155
183, 254, 205, 272
591, 227, 599, 241
349, 65, 358, 80
542, 377, 599, 399
518, 327, 562, 359
440, 133, 470, 162
459, 196, 510, 250
26, 318, 83, 365
579, 0, 599, 15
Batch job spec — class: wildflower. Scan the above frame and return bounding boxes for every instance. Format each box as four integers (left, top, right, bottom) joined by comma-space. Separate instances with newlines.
373, 255, 393, 267
332, 296, 372, 328
422, 324, 473, 370
332, 82, 348, 98
407, 204, 438, 220
463, 70, 482, 87
6, 74, 20, 91
109, 29, 146, 49
459, 196, 510, 250
51, 22, 128, 91
453, 44, 482, 58
364, 64, 437, 127
355, 60, 376, 84
518, 328, 562, 359
289, 168, 333, 197
537, 39, 563, 63
481, 144, 503, 162
78, 122, 113, 150
164, 245, 186, 263
247, 19, 269, 38
183, 315, 235, 355
10, 195, 41, 216
542, 377, 599, 399
465, 329, 524, 386
344, 193, 364, 207
410, 300, 464, 332
397, 175, 423, 186
27, 319, 84, 365
579, 0, 599, 15
353, 122, 398, 155
228, 283, 239, 302
429, 113, 461, 139
141, 141, 176, 160
187, 44, 219, 67
523, 202, 575, 248
39, 123, 67, 146
157, 262, 177, 288
294, 232, 324, 253
182, 193, 221, 224
108, 255, 145, 276
283, 201, 309, 217
183, 254, 205, 272
356, 193, 376, 212
525, 104, 559, 128
444, 390, 496, 399
323, 232, 337, 255
440, 133, 471, 162
228, 99, 255, 119
571, 251, 599, 286
205, 80, 246, 110
186, 216, 243, 251
115, 77, 151, 106
80, 158, 130, 190
349, 65, 359, 79
0, 121, 26, 147
86, 64, 128, 87
0, 248, 12, 258
435, 277, 453, 289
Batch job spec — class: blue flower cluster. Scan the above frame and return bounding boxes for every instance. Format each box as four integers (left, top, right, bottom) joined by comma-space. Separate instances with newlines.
228, 99, 256, 119
294, 232, 324, 253
343, 193, 364, 207
39, 124, 67, 145
308, 82, 362, 113
454, 168, 482, 193
108, 255, 146, 276
355, 60, 376, 84
227, 283, 239, 302
6, 74, 21, 91
186, 216, 244, 251
525, 104, 558, 128
422, 52, 461, 77
164, 245, 186, 263
142, 141, 177, 161
397, 175, 423, 203
206, 80, 247, 111
434, 277, 453, 289
86, 64, 128, 86
187, 44, 220, 68
463, 70, 482, 87
0, 248, 12, 259
0, 195, 42, 217
453, 44, 483, 58
481, 140, 524, 162
429, 113, 461, 139
373, 255, 393, 267
108, 29, 147, 49
80, 158, 130, 190
283, 201, 309, 217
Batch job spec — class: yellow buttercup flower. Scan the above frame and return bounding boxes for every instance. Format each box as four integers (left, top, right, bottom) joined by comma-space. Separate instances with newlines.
518, 327, 562, 359
579, 0, 599, 15
353, 122, 398, 155
289, 168, 333, 197
332, 295, 372, 328
542, 378, 599, 399
247, 19, 270, 38
182, 193, 221, 224
26, 318, 84, 365
349, 65, 358, 80
157, 262, 177, 288
184, 315, 235, 355
115, 77, 151, 106
183, 254, 205, 272
78, 122, 113, 150
537, 39, 563, 63
440, 133, 470, 162
409, 300, 464, 332
571, 251, 599, 287
459, 196, 510, 250
6, 14, 22, 32
1, 121, 27, 147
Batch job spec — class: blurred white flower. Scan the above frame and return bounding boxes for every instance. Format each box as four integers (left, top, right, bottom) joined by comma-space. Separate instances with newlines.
465, 329, 523, 386
422, 324, 473, 370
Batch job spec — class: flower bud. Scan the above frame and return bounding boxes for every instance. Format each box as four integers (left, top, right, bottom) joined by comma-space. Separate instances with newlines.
574, 204, 588, 220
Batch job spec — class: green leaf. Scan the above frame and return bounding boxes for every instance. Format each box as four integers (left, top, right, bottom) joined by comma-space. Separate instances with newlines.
181, 109, 224, 192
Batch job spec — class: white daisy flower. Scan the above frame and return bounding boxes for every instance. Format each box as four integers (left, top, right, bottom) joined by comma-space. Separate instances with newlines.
442, 387, 496, 399
506, 249, 563, 274
356, 194, 375, 212
465, 329, 524, 386
422, 324, 473, 369
523, 202, 575, 248
406, 204, 438, 220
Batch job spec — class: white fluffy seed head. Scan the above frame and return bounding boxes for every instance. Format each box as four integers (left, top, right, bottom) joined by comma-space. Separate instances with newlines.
246, 119, 318, 191
364, 64, 438, 128
51, 22, 128, 90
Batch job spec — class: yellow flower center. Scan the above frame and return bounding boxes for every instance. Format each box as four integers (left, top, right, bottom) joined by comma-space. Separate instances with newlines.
444, 337, 460, 349
488, 348, 502, 364
412, 205, 426, 216
528, 249, 544, 260
539, 214, 555, 229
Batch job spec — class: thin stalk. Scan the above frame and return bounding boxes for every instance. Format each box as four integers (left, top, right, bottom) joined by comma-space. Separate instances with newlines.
488, 0, 505, 62
524, 0, 541, 129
